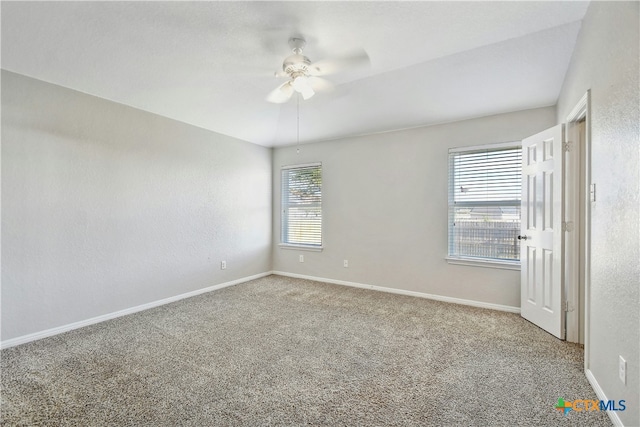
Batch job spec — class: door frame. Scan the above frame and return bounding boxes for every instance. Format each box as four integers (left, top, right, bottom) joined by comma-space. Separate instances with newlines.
565, 91, 591, 366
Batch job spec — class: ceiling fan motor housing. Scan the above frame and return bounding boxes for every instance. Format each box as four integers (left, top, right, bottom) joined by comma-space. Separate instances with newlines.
283, 54, 311, 78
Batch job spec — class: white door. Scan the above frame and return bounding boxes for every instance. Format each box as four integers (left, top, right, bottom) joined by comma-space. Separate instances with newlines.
520, 124, 565, 339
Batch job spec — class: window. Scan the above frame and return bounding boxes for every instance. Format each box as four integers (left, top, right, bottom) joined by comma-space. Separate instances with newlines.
448, 143, 521, 266
281, 163, 322, 249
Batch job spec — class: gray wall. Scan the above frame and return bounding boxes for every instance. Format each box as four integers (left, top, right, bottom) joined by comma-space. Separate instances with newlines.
557, 2, 639, 425
1, 71, 272, 341
272, 107, 556, 309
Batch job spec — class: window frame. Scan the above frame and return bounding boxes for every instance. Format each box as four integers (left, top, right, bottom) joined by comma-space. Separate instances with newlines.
446, 142, 522, 270
279, 162, 323, 251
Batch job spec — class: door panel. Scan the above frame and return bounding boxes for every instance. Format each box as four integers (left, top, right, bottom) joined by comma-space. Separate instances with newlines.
521, 124, 564, 339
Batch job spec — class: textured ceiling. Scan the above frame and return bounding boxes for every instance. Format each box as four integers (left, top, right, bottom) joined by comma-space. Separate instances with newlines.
1, 1, 589, 147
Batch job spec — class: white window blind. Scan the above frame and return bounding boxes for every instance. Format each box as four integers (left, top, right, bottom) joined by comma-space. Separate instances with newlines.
448, 144, 521, 261
281, 163, 322, 247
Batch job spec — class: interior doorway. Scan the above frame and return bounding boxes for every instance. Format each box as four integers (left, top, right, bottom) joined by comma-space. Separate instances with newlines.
564, 91, 591, 352
518, 91, 590, 347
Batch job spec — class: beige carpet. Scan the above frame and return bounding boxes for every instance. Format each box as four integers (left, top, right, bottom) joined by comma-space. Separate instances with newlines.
1, 275, 610, 426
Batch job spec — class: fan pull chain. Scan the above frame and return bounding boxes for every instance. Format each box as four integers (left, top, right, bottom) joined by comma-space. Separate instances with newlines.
296, 94, 300, 154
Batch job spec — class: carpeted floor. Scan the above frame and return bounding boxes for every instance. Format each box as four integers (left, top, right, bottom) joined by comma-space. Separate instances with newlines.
1, 275, 611, 426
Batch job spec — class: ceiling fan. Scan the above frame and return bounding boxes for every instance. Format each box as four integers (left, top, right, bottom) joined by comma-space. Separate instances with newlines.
266, 37, 370, 104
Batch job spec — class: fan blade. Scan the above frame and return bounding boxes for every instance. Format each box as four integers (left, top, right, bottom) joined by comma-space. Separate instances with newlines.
308, 77, 334, 92
308, 49, 370, 76
266, 82, 294, 104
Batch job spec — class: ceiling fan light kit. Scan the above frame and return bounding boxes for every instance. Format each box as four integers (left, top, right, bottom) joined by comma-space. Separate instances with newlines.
291, 76, 314, 99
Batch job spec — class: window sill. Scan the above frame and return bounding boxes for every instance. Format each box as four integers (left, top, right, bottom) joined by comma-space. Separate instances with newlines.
446, 256, 520, 271
279, 243, 324, 252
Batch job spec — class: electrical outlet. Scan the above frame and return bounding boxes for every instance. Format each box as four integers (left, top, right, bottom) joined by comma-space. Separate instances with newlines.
221, 261, 226, 270
619, 356, 626, 385
299, 255, 304, 263
343, 259, 349, 268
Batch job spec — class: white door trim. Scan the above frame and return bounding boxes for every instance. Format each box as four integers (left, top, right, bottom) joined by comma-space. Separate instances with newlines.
565, 90, 591, 365
564, 119, 581, 343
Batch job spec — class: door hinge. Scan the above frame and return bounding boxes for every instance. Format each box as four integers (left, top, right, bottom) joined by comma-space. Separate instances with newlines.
590, 183, 596, 202
562, 221, 575, 232
563, 141, 572, 152
564, 301, 574, 312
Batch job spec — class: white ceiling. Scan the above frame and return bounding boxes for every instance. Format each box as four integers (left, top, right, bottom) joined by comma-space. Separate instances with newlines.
1, 1, 589, 147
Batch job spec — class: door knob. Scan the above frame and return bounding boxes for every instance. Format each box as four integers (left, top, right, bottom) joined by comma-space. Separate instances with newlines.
517, 235, 528, 240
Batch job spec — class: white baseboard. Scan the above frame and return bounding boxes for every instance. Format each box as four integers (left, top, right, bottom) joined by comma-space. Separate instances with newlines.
585, 368, 624, 427
272, 271, 521, 314
0, 272, 272, 350
1, 271, 520, 349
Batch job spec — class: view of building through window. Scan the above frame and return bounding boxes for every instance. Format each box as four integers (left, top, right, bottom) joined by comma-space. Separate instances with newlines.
281, 164, 322, 247
448, 145, 522, 261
